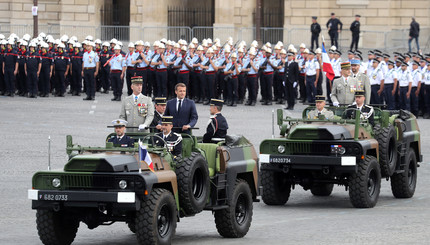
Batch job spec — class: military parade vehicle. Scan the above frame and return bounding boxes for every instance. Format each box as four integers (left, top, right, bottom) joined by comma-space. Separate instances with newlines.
260, 106, 421, 208
28, 131, 259, 245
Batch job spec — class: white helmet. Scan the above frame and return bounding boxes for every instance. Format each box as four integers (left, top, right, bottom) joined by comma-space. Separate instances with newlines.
153, 41, 160, 47
192, 37, 198, 44
110, 38, 118, 44
173, 43, 180, 49
128, 42, 134, 48
23, 34, 31, 41
29, 42, 37, 48
114, 44, 122, 50
85, 35, 94, 41
144, 41, 150, 47
160, 38, 167, 44
94, 39, 102, 44
102, 42, 109, 47
188, 43, 195, 49
158, 43, 166, 49
7, 39, 14, 45
1, 39, 8, 45
88, 41, 95, 47
41, 42, 49, 49
117, 41, 123, 47
20, 40, 28, 46
38, 32, 46, 39
135, 40, 144, 46
0, 34, 5, 40
54, 39, 61, 45
70, 36, 78, 42
73, 42, 81, 48
58, 43, 65, 49
60, 35, 68, 42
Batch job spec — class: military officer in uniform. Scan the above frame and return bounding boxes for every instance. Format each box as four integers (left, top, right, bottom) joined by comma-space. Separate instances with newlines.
346, 90, 375, 126
108, 119, 134, 148
82, 41, 99, 100
119, 76, 154, 132
203, 99, 229, 143
350, 15, 361, 51
331, 62, 362, 106
154, 116, 182, 158
307, 95, 334, 119
350, 59, 371, 104
150, 97, 167, 131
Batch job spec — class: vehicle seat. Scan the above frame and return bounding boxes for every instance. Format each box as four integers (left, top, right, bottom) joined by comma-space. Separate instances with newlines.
197, 143, 219, 177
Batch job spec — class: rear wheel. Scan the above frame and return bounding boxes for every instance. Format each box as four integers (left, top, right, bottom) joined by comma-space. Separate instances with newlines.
261, 163, 291, 205
391, 149, 417, 198
311, 183, 334, 196
348, 156, 381, 208
214, 180, 253, 238
175, 152, 210, 216
135, 188, 177, 245
36, 209, 79, 245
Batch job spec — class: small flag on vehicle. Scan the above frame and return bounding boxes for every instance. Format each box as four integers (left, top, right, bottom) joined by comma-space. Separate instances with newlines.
139, 140, 154, 172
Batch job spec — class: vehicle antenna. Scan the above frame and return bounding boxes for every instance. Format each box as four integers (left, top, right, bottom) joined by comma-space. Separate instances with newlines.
272, 109, 275, 138
138, 139, 142, 173
48, 136, 51, 171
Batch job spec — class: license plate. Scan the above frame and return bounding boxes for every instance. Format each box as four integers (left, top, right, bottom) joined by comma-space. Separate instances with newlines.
270, 156, 292, 164
40, 194, 69, 201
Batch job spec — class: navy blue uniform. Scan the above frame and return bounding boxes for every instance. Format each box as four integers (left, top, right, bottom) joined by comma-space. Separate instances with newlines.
0, 48, 5, 95
26, 50, 41, 97
3, 48, 18, 96
99, 49, 111, 92
17, 48, 27, 95
53, 51, 70, 96
70, 50, 83, 95
203, 113, 228, 143
155, 131, 182, 157
39, 51, 53, 97
108, 135, 134, 148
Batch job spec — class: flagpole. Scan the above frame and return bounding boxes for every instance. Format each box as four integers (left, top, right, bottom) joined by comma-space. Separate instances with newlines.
138, 140, 142, 173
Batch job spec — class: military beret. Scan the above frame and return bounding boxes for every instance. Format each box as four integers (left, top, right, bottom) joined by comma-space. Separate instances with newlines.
112, 119, 128, 127
351, 59, 361, 65
161, 116, 173, 124
315, 95, 325, 102
154, 97, 167, 105
210, 98, 224, 107
131, 76, 143, 84
355, 90, 365, 96
340, 62, 351, 69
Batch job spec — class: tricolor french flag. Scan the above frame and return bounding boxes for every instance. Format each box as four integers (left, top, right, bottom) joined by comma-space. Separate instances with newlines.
139, 140, 154, 172
322, 43, 335, 81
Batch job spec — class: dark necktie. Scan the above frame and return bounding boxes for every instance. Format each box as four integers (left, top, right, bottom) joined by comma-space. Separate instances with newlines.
178, 99, 182, 113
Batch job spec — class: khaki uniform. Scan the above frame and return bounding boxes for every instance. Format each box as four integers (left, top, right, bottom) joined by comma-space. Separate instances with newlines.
307, 108, 335, 119
330, 76, 363, 105
350, 72, 371, 104
119, 93, 154, 132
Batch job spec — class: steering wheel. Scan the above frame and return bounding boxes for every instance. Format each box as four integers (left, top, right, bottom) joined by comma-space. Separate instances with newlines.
341, 108, 362, 120
141, 134, 169, 151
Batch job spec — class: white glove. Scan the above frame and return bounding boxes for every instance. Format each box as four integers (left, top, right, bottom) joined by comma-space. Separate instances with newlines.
293, 82, 297, 88
333, 102, 339, 107
138, 124, 147, 131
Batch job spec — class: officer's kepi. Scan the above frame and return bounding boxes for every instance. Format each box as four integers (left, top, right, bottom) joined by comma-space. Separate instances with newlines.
112, 119, 128, 127
131, 76, 143, 84
210, 98, 224, 107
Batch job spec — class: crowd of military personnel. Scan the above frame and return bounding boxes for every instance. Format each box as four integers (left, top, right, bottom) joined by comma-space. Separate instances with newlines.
1, 31, 430, 117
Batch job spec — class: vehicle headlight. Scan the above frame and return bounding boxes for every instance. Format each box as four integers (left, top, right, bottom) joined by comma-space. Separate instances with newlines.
278, 145, 286, 154
339, 146, 346, 155
52, 178, 61, 188
119, 180, 127, 189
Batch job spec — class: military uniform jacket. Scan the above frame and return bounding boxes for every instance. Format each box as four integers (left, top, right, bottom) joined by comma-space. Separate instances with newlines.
150, 111, 163, 128
331, 76, 363, 105
203, 113, 229, 143
108, 135, 134, 148
346, 104, 375, 126
119, 94, 154, 132
308, 108, 334, 120
350, 72, 371, 104
350, 20, 360, 34
26, 51, 41, 72
311, 22, 321, 35
155, 131, 182, 157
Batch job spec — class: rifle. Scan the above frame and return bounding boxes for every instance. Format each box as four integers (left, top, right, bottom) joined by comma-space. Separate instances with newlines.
201, 57, 211, 75
168, 53, 178, 70
154, 55, 162, 69
224, 61, 237, 81
192, 55, 202, 71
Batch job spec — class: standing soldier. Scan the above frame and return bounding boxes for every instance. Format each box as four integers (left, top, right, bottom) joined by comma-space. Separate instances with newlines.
297, 44, 307, 103
423, 63, 430, 118
70, 42, 83, 96
124, 42, 136, 96
0, 39, 6, 95
242, 49, 260, 106
99, 42, 111, 94
260, 48, 275, 105
39, 42, 53, 97
200, 48, 218, 105
151, 43, 168, 97
191, 45, 204, 103
53, 43, 70, 97
237, 47, 247, 104
17, 41, 28, 96
326, 13, 343, 48
410, 61, 422, 116
82, 42, 99, 100
330, 62, 361, 106
3, 39, 18, 97
119, 76, 154, 132
108, 44, 126, 101
310, 16, 321, 50
305, 50, 320, 103
367, 59, 385, 104
25, 42, 41, 98
350, 59, 371, 104
350, 15, 361, 52
224, 52, 241, 106
173, 46, 192, 90
133, 40, 151, 96
284, 50, 300, 109
383, 60, 398, 110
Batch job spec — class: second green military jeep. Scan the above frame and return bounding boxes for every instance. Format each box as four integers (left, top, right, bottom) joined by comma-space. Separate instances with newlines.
260, 107, 421, 208
29, 132, 259, 245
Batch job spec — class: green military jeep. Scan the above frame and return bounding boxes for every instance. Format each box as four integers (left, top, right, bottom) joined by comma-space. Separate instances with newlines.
260, 106, 421, 208
28, 131, 259, 245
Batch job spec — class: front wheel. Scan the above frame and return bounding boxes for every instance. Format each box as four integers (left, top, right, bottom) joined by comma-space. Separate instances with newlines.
348, 155, 381, 208
36, 209, 79, 245
214, 179, 253, 238
261, 163, 291, 205
135, 188, 177, 245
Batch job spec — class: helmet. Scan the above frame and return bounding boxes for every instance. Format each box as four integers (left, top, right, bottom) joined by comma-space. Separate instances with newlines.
94, 39, 102, 44
135, 40, 144, 46
117, 41, 123, 47
73, 42, 82, 48
58, 43, 66, 49
102, 42, 109, 47
60, 35, 68, 42
114, 44, 122, 50
0, 34, 5, 40
20, 40, 28, 46
144, 42, 150, 47
41, 42, 49, 49
128, 42, 134, 48
7, 39, 14, 45
23, 34, 31, 41
85, 35, 94, 41
70, 36, 78, 42
29, 42, 37, 48
38, 32, 46, 38
110, 38, 118, 44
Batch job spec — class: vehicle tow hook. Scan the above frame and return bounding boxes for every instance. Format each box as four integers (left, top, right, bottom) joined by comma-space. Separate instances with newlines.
322, 167, 330, 175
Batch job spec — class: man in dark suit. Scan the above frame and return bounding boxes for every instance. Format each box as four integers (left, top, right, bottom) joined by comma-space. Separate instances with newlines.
108, 119, 134, 147
164, 83, 198, 134
154, 116, 182, 158
203, 99, 228, 143
346, 90, 375, 126
284, 51, 299, 110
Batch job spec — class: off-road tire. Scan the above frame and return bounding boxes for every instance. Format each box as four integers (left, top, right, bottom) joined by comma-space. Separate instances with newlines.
135, 188, 177, 245
214, 179, 253, 238
175, 152, 210, 216
374, 125, 398, 177
391, 148, 417, 198
127, 220, 136, 233
261, 163, 291, 205
348, 155, 381, 208
36, 209, 79, 245
311, 184, 334, 196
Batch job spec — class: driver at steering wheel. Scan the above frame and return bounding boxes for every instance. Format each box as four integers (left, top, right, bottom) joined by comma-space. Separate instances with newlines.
346, 90, 375, 126
154, 116, 182, 158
